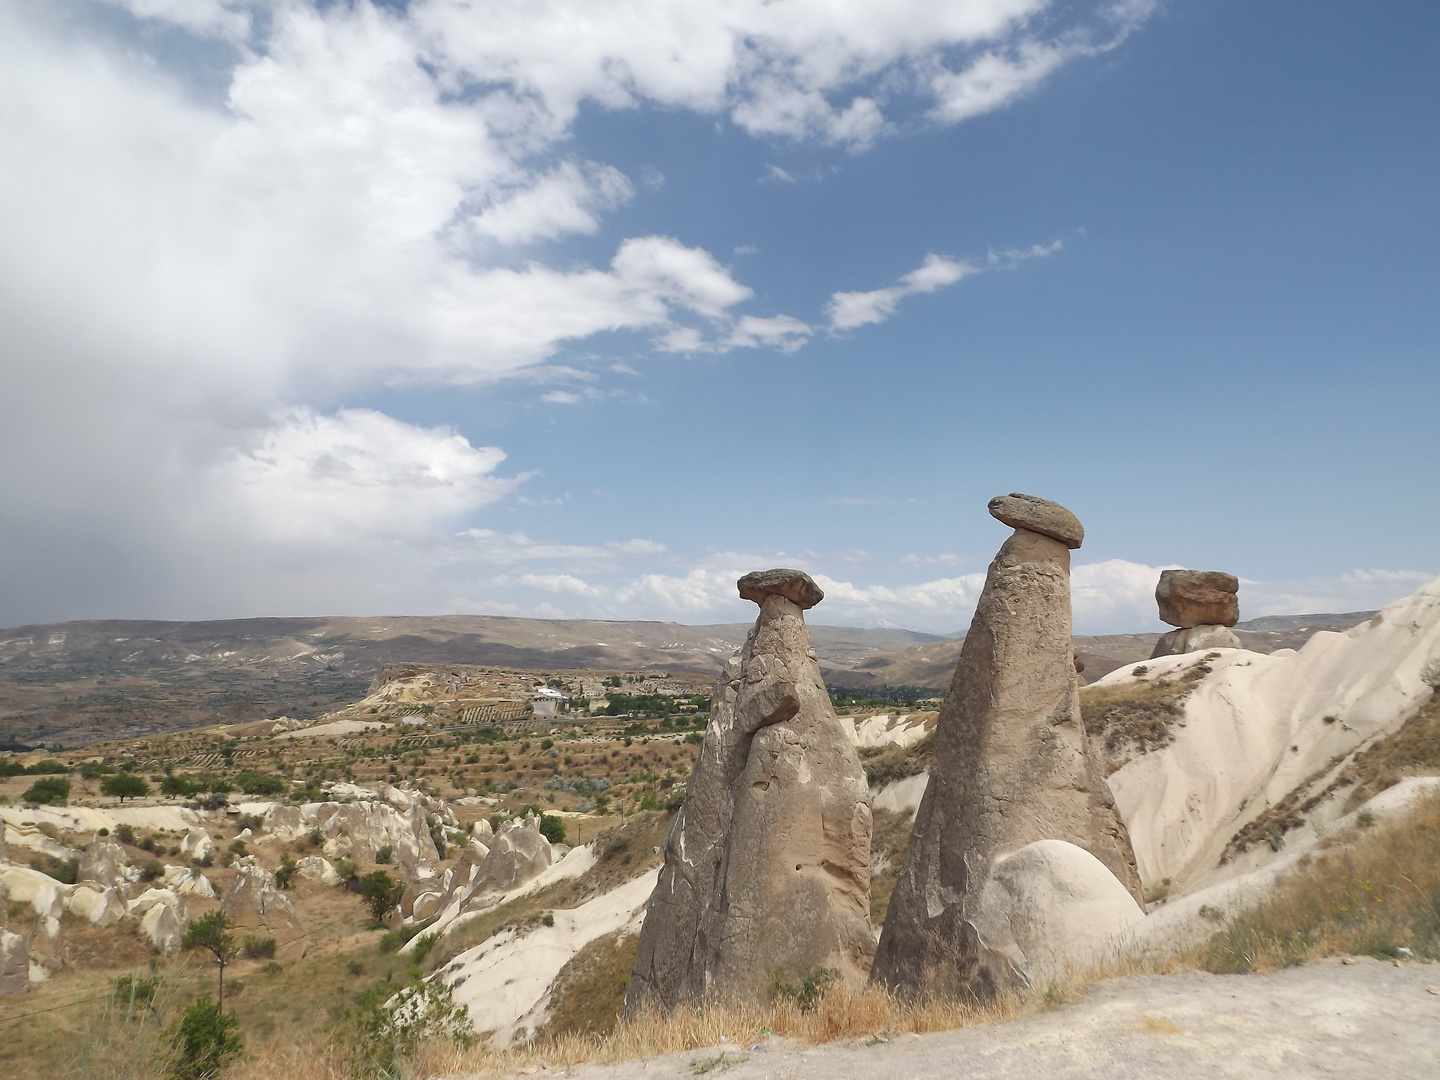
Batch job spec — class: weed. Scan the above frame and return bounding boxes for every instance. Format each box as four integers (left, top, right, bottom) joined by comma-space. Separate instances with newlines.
691, 1051, 747, 1074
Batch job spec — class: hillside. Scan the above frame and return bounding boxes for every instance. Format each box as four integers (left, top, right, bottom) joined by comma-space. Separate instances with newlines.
0, 615, 942, 746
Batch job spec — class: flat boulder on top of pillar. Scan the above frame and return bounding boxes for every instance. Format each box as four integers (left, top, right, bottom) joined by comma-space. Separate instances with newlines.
737, 568, 825, 609
1155, 569, 1239, 628
870, 495, 1142, 1000
987, 493, 1084, 549
626, 568, 872, 1012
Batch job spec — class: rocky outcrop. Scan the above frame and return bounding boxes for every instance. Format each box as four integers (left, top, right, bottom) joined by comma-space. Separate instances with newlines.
0, 929, 26, 996
469, 815, 550, 896
968, 840, 1145, 988
179, 827, 215, 863
28, 879, 65, 971
1151, 570, 1242, 658
627, 569, 873, 1012
871, 496, 1143, 999
296, 855, 342, 886
129, 888, 187, 954
220, 865, 302, 937
77, 835, 129, 891
68, 883, 127, 926
1156, 570, 1239, 628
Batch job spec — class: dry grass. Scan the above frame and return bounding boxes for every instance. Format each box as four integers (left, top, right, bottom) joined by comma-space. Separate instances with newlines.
537, 928, 641, 1040
868, 807, 914, 925
1080, 658, 1213, 775
1197, 790, 1440, 973
859, 730, 934, 788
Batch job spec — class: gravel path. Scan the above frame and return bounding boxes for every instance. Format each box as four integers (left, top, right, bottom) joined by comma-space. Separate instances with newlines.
513, 958, 1440, 1080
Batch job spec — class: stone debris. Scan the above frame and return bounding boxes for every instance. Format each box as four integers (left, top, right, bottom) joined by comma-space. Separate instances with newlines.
1155, 569, 1240, 628
627, 568, 873, 1012
872, 495, 1142, 999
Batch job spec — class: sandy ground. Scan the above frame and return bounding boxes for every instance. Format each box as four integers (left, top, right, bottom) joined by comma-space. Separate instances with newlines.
505, 958, 1440, 1080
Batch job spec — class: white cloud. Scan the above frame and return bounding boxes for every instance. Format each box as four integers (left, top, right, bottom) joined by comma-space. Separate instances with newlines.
827, 253, 980, 330
540, 391, 581, 404
1245, 570, 1438, 618
217, 408, 518, 543
0, 0, 1156, 623
468, 161, 634, 246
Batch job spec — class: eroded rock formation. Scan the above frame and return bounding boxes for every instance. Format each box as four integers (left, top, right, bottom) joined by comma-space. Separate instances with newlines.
1151, 569, 1242, 657
871, 495, 1143, 998
626, 569, 873, 1012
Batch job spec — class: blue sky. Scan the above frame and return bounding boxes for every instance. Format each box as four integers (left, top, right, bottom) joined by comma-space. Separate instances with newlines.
0, 0, 1435, 634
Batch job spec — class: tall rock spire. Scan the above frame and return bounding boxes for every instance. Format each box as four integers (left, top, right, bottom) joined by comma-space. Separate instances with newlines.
870, 494, 1143, 997
625, 569, 873, 1010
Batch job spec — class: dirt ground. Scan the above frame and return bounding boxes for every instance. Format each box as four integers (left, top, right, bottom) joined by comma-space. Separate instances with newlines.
509, 957, 1440, 1080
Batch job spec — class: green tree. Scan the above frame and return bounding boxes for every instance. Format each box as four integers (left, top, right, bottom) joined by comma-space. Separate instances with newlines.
23, 776, 70, 804
160, 774, 198, 798
167, 995, 241, 1080
101, 773, 150, 802
181, 911, 238, 1009
538, 814, 566, 845
356, 870, 404, 924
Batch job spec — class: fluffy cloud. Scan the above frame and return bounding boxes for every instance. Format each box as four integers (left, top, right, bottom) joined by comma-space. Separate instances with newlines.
0, 0, 1153, 623
218, 409, 518, 543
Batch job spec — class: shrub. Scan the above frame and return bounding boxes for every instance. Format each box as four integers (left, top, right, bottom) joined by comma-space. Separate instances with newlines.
166, 996, 242, 1080
345, 976, 471, 1078
241, 934, 276, 960
139, 859, 165, 883
274, 851, 297, 890
227, 839, 247, 858
1422, 659, 1440, 692
26, 758, 70, 774
79, 760, 115, 781
23, 776, 70, 805
769, 966, 838, 1012
374, 844, 392, 865
115, 823, 137, 845
235, 813, 263, 831
307, 827, 323, 847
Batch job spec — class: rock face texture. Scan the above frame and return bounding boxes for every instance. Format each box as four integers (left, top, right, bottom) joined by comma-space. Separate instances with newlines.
1151, 624, 1243, 658
626, 569, 873, 1012
1156, 570, 1240, 628
77, 836, 129, 891
0, 929, 26, 997
871, 497, 1143, 998
220, 865, 303, 938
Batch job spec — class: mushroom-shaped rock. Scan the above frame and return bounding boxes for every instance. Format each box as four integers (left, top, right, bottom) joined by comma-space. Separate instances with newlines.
987, 493, 1085, 549
627, 569, 872, 1012
1155, 569, 1240, 628
737, 568, 825, 610
871, 497, 1141, 1000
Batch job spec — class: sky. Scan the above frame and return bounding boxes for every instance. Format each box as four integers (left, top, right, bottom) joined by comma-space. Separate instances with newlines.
1, 0, 1436, 636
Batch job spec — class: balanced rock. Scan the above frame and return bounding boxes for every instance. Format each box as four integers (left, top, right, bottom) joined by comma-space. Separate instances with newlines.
627, 569, 872, 1011
1150, 623, 1242, 658
988, 493, 1084, 549
1156, 569, 1239, 628
871, 497, 1143, 998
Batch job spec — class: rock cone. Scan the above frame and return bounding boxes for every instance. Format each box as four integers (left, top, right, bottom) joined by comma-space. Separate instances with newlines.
870, 496, 1143, 998
626, 569, 873, 1011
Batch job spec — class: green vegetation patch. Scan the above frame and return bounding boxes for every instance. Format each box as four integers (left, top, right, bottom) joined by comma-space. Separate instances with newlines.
1080, 659, 1214, 775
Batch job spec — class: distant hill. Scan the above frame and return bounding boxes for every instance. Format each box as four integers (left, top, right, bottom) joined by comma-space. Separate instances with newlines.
0, 610, 1376, 746
0, 614, 941, 746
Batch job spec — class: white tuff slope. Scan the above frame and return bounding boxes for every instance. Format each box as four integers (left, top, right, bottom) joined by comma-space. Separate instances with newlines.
1103, 575, 1440, 891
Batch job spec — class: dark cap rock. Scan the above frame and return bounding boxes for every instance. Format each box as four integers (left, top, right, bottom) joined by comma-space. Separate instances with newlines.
987, 493, 1084, 549
1156, 570, 1240, 628
737, 568, 824, 610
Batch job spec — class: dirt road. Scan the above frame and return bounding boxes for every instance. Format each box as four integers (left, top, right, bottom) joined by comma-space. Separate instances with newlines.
524, 958, 1440, 1080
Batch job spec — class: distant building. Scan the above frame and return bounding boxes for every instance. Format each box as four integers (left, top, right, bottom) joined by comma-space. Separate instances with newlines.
532, 686, 567, 719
